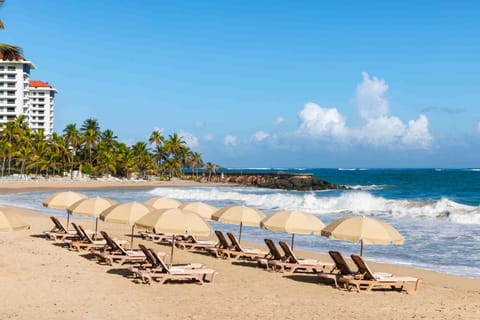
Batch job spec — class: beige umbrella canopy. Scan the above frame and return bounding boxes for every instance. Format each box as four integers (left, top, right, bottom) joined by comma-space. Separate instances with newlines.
179, 202, 217, 220
261, 210, 325, 249
144, 197, 181, 209
42, 191, 88, 227
0, 206, 30, 232
212, 205, 265, 243
67, 197, 117, 235
135, 208, 212, 265
321, 216, 404, 256
100, 201, 153, 247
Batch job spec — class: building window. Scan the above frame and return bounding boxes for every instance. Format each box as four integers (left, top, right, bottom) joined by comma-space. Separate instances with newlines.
7, 74, 15, 79
7, 66, 16, 71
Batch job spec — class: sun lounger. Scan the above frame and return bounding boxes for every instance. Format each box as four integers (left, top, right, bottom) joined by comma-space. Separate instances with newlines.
317, 251, 361, 288
68, 224, 107, 251
133, 247, 218, 285
209, 230, 234, 258
93, 231, 147, 266
347, 254, 421, 294
224, 232, 269, 261
275, 241, 334, 274
175, 235, 218, 252
44, 216, 81, 241
257, 239, 288, 269
129, 244, 170, 274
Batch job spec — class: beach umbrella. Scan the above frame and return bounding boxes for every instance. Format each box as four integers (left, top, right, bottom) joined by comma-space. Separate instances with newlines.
100, 201, 153, 248
67, 197, 117, 235
135, 208, 211, 266
179, 202, 217, 220
144, 197, 181, 209
0, 206, 30, 232
261, 210, 325, 250
212, 205, 265, 243
321, 216, 404, 256
42, 191, 88, 228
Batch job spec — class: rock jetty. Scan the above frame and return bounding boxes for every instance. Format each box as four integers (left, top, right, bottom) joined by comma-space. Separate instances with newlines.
188, 172, 348, 191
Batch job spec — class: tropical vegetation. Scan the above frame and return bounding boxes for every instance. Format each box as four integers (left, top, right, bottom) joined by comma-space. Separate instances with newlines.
0, 116, 214, 179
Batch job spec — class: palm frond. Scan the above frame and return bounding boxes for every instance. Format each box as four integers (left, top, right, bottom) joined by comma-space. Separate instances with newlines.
0, 44, 23, 60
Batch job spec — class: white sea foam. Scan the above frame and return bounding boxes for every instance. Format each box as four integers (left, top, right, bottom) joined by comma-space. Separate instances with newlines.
148, 187, 480, 225
349, 184, 386, 190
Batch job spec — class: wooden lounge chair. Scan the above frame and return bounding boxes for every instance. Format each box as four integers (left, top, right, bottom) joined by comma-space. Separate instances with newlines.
275, 241, 334, 274
347, 254, 421, 294
225, 232, 269, 261
68, 224, 107, 251
44, 216, 80, 241
175, 235, 218, 252
134, 248, 218, 285
94, 231, 147, 266
129, 244, 170, 275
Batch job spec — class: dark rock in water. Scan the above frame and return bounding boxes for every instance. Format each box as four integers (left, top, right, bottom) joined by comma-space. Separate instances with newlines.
187, 172, 348, 191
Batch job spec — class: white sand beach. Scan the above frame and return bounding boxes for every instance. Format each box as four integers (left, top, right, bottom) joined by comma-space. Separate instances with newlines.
1, 180, 479, 320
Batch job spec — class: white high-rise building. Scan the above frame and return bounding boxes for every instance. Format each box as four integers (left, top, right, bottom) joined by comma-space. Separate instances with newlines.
28, 80, 57, 135
0, 54, 57, 135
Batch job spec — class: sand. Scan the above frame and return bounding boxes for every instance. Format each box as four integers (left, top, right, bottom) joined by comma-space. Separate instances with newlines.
1, 180, 479, 319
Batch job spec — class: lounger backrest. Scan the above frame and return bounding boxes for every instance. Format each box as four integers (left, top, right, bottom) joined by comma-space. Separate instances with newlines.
214, 230, 231, 249
71, 223, 87, 240
329, 251, 354, 275
279, 241, 299, 263
50, 216, 65, 232
351, 254, 376, 280
264, 239, 284, 260
138, 244, 159, 267
226, 232, 243, 252
100, 231, 125, 254
148, 248, 169, 273
78, 225, 96, 244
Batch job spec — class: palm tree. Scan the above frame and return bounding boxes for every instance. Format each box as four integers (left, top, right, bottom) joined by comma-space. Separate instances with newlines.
204, 162, 218, 182
0, 0, 23, 59
80, 118, 101, 166
149, 129, 164, 147
63, 123, 80, 176
187, 151, 203, 178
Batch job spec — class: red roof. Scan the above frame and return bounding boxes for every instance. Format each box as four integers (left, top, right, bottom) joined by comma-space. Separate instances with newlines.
0, 52, 25, 61
29, 80, 52, 88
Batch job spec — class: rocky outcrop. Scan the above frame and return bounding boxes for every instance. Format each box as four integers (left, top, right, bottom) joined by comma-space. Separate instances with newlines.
187, 172, 348, 191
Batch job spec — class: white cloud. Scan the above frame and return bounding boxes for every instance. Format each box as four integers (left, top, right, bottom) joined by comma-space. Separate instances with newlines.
401, 115, 433, 148
224, 135, 237, 146
253, 131, 269, 142
294, 73, 434, 149
275, 116, 285, 125
203, 134, 214, 141
179, 131, 199, 148
297, 102, 348, 140
355, 72, 389, 120
195, 121, 205, 128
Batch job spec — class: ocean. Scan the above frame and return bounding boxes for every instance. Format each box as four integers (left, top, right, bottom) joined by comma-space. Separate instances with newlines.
1, 168, 479, 278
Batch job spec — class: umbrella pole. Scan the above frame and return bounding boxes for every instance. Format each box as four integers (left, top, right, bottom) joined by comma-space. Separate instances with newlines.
239, 222, 243, 243
170, 234, 175, 267
95, 218, 99, 237
291, 233, 295, 250
130, 225, 135, 249
66, 212, 70, 229
360, 239, 364, 256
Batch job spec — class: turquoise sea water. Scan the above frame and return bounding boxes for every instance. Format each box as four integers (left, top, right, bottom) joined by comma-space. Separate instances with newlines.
1, 168, 479, 278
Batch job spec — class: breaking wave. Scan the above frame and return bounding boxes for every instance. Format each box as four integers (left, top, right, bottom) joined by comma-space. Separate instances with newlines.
148, 187, 480, 225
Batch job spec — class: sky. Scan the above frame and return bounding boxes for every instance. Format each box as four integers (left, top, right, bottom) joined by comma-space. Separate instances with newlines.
2, 1, 480, 168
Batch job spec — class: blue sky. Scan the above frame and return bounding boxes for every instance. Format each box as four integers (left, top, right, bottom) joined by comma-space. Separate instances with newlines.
2, 1, 480, 167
